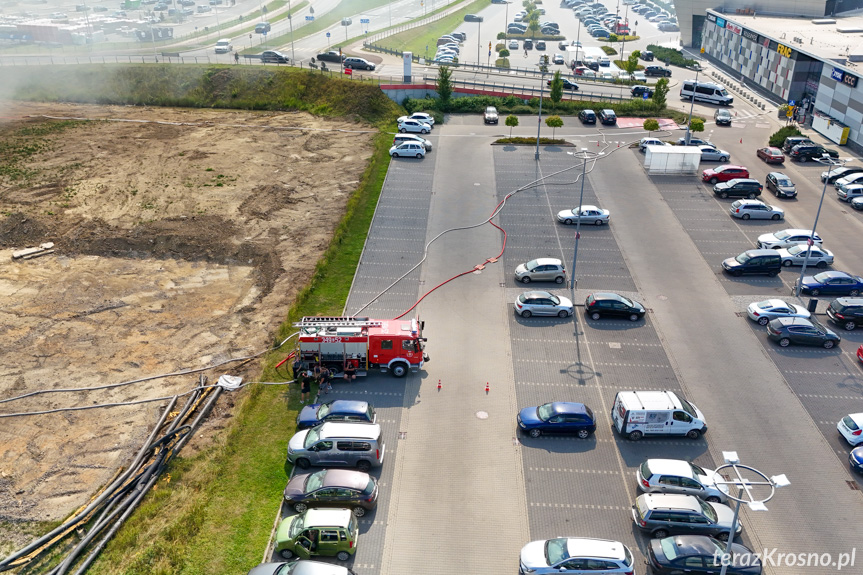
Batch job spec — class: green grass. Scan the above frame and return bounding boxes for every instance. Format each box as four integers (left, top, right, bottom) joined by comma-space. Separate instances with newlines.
0, 121, 83, 185
380, 0, 494, 59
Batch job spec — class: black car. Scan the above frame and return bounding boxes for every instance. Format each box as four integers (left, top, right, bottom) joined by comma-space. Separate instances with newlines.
826, 297, 863, 331
721, 249, 782, 277
523, 39, 533, 50
261, 50, 290, 63
599, 109, 617, 125
821, 165, 863, 183
641, 50, 654, 61
781, 136, 813, 153
283, 469, 378, 515
767, 317, 841, 349
644, 65, 671, 77
548, 78, 578, 90
463, 13, 483, 22
648, 536, 762, 575
789, 144, 839, 161
535, 40, 546, 50
765, 172, 797, 198
578, 109, 596, 124
585, 292, 645, 321
631, 85, 653, 98
714, 109, 733, 125
316, 50, 345, 63
713, 178, 762, 199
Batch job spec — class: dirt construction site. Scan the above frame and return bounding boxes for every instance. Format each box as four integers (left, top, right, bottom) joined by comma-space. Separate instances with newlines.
0, 101, 374, 548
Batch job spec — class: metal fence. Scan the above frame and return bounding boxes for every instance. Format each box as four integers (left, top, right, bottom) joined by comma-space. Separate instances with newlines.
363, 0, 468, 44
429, 76, 630, 102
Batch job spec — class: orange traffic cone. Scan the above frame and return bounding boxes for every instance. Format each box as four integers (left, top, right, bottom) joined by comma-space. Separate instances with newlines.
437, 379, 441, 391
739, 138, 743, 144
485, 382, 489, 394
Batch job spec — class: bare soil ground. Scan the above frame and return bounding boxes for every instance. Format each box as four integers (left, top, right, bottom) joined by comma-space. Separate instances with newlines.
0, 102, 374, 547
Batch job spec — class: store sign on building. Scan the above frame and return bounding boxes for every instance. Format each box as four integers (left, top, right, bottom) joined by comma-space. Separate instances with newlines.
777, 43, 793, 58
716, 16, 726, 28
742, 28, 758, 42
832, 67, 859, 87
726, 21, 742, 35
707, 13, 716, 22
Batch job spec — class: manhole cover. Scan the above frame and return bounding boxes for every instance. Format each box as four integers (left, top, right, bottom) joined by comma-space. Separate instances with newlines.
476, 411, 489, 420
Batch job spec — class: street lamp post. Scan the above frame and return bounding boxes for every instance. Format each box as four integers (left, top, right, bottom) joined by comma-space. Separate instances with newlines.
505, 1, 509, 41
570, 148, 589, 290
477, 18, 481, 65
287, 0, 295, 63
683, 68, 700, 145
535, 61, 547, 161
575, 20, 581, 65
714, 452, 790, 575
795, 155, 850, 297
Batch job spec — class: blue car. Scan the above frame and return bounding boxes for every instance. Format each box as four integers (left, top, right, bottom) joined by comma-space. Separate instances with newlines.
592, 29, 611, 38
851, 447, 863, 472
517, 402, 596, 438
798, 271, 863, 297
296, 400, 377, 430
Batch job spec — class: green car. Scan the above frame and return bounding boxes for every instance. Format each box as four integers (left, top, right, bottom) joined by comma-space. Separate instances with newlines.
275, 508, 359, 561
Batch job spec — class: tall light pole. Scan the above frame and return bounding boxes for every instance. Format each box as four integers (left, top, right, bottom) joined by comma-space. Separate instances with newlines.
570, 148, 589, 291
714, 452, 789, 575
683, 67, 699, 145
504, 0, 509, 41
287, 0, 295, 62
574, 20, 581, 65
794, 155, 850, 297
535, 58, 547, 161
477, 18, 481, 65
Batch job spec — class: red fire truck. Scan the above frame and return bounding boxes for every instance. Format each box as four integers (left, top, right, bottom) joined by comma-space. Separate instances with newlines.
294, 317, 428, 378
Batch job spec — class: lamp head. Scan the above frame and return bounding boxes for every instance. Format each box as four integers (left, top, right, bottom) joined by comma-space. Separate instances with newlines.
722, 451, 740, 464
771, 473, 791, 488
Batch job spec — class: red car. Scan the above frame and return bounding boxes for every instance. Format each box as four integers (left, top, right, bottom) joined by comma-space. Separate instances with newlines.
702, 165, 750, 184
757, 146, 785, 164
857, 344, 863, 363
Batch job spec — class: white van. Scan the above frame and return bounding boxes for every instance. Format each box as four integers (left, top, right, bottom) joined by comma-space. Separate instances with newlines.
611, 390, 707, 441
598, 55, 611, 67
679, 80, 733, 106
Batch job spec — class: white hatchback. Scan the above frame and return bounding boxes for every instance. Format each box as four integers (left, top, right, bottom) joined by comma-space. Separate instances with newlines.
838, 413, 863, 446
637, 459, 730, 502
520, 537, 635, 575
397, 119, 430, 134
514, 291, 573, 318
389, 142, 425, 158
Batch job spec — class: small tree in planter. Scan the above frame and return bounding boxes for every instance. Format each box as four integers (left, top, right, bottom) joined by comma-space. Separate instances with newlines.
505, 115, 519, 138
643, 118, 659, 136
545, 115, 563, 138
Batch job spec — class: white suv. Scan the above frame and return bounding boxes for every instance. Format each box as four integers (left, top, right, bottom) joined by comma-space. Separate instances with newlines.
214, 38, 232, 53
520, 538, 635, 574
757, 228, 822, 250
637, 459, 729, 502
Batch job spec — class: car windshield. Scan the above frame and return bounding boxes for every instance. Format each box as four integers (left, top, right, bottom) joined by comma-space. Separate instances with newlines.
774, 230, 792, 240
699, 499, 718, 522
617, 295, 634, 307
788, 245, 811, 256
304, 470, 326, 492
844, 416, 860, 431
623, 545, 633, 567
537, 403, 555, 421
549, 294, 561, 305
718, 89, 729, 96
276, 562, 297, 575
303, 427, 321, 448
813, 272, 832, 283
777, 178, 792, 186
317, 402, 333, 418
660, 537, 680, 560
680, 399, 698, 418
756, 300, 773, 308
526, 259, 540, 271
735, 253, 752, 264
288, 514, 305, 538
545, 538, 570, 564
363, 477, 376, 495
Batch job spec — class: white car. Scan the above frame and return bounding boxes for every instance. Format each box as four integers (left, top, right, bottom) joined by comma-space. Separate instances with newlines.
389, 142, 426, 158
393, 133, 432, 151
838, 413, 863, 446
776, 245, 834, 268
757, 229, 822, 249
514, 291, 573, 318
697, 145, 730, 162
728, 199, 784, 220
837, 183, 863, 202
639, 137, 668, 151
746, 299, 811, 325
397, 119, 430, 134
508, 39, 519, 50
834, 172, 863, 189
632, 71, 647, 82
556, 205, 610, 225
397, 113, 434, 127
637, 459, 729, 502
519, 538, 635, 575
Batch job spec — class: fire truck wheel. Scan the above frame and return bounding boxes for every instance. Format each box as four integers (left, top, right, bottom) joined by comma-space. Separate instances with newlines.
357, 460, 372, 472
391, 363, 408, 378
520, 310, 532, 318
295, 458, 311, 470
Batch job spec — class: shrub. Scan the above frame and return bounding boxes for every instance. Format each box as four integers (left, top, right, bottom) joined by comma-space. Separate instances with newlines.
646, 44, 697, 68
601, 46, 617, 56
768, 126, 802, 147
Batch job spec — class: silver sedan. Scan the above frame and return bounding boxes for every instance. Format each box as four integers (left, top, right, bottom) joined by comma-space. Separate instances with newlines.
746, 299, 811, 325
729, 199, 784, 220
556, 205, 610, 225
776, 245, 835, 268
697, 145, 731, 162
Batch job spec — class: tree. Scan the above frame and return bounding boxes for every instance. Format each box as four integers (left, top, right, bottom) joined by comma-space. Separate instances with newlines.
499, 48, 510, 59
651, 77, 669, 108
437, 66, 452, 106
528, 12, 540, 38
624, 50, 641, 75
549, 70, 563, 110
690, 118, 705, 134
545, 115, 563, 139
497, 32, 506, 40
643, 118, 659, 135
505, 115, 519, 138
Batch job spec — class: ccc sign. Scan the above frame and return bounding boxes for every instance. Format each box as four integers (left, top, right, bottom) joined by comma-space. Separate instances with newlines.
777, 44, 792, 58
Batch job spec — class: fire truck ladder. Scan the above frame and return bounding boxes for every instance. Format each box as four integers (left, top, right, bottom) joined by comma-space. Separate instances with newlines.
294, 317, 384, 328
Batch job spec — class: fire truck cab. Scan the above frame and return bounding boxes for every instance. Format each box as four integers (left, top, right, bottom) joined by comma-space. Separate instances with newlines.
294, 317, 428, 378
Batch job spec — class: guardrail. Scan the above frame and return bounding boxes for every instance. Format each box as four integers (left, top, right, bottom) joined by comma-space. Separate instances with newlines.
428, 76, 631, 102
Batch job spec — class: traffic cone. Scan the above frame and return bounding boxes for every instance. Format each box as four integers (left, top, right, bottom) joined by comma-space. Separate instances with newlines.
617, 141, 620, 148
485, 382, 489, 394
437, 379, 441, 391
739, 138, 743, 144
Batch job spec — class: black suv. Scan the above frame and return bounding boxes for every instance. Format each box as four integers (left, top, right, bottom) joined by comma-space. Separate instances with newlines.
631, 86, 654, 98
826, 298, 863, 331
585, 292, 646, 321
789, 144, 839, 162
644, 65, 671, 77
781, 136, 814, 153
599, 109, 617, 125
523, 38, 533, 50
641, 50, 654, 61
578, 109, 597, 124
713, 178, 763, 198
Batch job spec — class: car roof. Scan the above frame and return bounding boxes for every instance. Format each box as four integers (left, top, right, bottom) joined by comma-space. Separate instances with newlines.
767, 171, 790, 178
601, 109, 615, 114
576, 205, 600, 211
321, 469, 370, 490
532, 257, 562, 266
324, 400, 370, 415
815, 270, 853, 279
318, 422, 380, 439
642, 493, 702, 511
592, 292, 629, 302
645, 459, 695, 478
523, 290, 555, 299
668, 535, 723, 557
716, 164, 746, 171
549, 401, 590, 416
302, 508, 353, 528
565, 538, 628, 560
772, 316, 814, 327
759, 299, 794, 309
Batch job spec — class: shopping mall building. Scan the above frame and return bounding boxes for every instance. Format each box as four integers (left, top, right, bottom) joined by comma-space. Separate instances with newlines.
673, 0, 863, 152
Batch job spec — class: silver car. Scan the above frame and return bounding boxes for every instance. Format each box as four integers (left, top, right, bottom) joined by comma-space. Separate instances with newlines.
728, 199, 784, 220
632, 493, 741, 540
519, 538, 635, 575
637, 459, 729, 502
514, 291, 573, 318
556, 204, 610, 225
515, 258, 567, 284
776, 245, 834, 268
697, 144, 730, 162
246, 561, 356, 575
746, 298, 811, 325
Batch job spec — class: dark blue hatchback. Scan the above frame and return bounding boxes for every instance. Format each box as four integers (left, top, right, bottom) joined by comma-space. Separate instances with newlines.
851, 446, 863, 473
517, 402, 596, 438
296, 400, 376, 430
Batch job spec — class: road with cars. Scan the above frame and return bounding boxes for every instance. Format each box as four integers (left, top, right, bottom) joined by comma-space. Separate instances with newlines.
264, 56, 863, 574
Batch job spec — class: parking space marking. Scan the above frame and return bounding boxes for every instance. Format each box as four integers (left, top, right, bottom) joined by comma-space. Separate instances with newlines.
799, 393, 863, 400
784, 370, 859, 376
529, 502, 629, 510
593, 362, 671, 368
528, 467, 622, 475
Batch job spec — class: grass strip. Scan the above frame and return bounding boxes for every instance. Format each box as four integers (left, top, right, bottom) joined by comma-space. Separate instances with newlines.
380, 0, 491, 59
